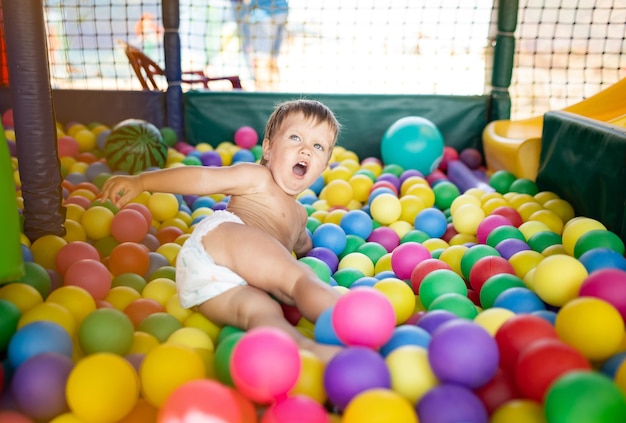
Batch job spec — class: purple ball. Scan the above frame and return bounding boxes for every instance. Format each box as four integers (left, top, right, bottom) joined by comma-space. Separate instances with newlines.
376, 173, 401, 191
416, 310, 458, 334
11, 352, 73, 420
200, 150, 222, 167
400, 169, 424, 182
367, 227, 400, 253
417, 384, 488, 423
428, 320, 499, 389
323, 347, 391, 410
306, 247, 340, 273
459, 148, 483, 170
495, 238, 531, 259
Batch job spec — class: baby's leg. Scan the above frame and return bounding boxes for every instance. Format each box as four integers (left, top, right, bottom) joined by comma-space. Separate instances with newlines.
202, 222, 341, 323
198, 285, 341, 362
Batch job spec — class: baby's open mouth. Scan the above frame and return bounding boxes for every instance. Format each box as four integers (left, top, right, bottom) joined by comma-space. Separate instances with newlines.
293, 161, 308, 176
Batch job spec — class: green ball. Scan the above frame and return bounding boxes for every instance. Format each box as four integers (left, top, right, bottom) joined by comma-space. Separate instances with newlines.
137, 312, 182, 343
355, 241, 388, 264
428, 292, 478, 319
545, 371, 626, 423
148, 265, 176, 281
18, 261, 51, 300
382, 164, 405, 177
528, 231, 563, 253
419, 269, 467, 309
78, 308, 134, 355
306, 216, 322, 234
479, 273, 526, 309
299, 256, 331, 283
181, 155, 203, 166
486, 226, 526, 248
353, 169, 377, 182
214, 331, 245, 387
433, 181, 460, 211
216, 325, 244, 345
160, 126, 178, 147
489, 170, 517, 194
460, 244, 500, 280
339, 235, 367, 260
401, 230, 430, 244
250, 145, 263, 161
509, 178, 539, 195
111, 272, 147, 293
333, 268, 365, 288
0, 299, 21, 352
574, 229, 625, 259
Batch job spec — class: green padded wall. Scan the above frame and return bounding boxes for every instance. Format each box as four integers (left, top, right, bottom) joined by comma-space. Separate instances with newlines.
184, 92, 490, 160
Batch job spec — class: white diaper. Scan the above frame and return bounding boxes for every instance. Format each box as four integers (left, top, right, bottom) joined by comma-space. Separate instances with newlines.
176, 210, 247, 308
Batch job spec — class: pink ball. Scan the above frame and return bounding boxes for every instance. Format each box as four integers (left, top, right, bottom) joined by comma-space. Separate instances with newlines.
476, 214, 513, 244
261, 395, 330, 423
367, 227, 400, 253
332, 287, 396, 348
391, 242, 432, 280
579, 268, 626, 321
234, 126, 259, 149
231, 327, 301, 404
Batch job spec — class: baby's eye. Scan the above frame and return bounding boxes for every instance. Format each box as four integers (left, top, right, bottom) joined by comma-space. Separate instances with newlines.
314, 143, 324, 151
290, 134, 301, 142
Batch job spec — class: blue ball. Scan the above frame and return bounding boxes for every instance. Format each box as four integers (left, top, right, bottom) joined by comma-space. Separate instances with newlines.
351, 276, 379, 289
232, 149, 255, 163
579, 248, 626, 273
493, 287, 547, 314
381, 116, 444, 175
312, 223, 347, 256
8, 321, 73, 369
308, 174, 325, 195
414, 207, 448, 238
380, 324, 431, 357
314, 308, 343, 346
531, 309, 558, 325
340, 210, 373, 240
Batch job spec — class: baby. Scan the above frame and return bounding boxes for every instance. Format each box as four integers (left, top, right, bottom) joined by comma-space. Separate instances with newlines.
100, 99, 343, 361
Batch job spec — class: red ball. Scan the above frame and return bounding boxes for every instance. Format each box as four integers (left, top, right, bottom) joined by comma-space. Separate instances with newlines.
370, 181, 398, 195
64, 258, 112, 300
468, 255, 516, 293
55, 241, 101, 276
111, 208, 150, 243
514, 338, 591, 402
438, 146, 459, 172
2, 108, 14, 128
108, 242, 150, 276
441, 223, 458, 243
122, 203, 153, 228
410, 258, 452, 294
494, 314, 559, 371
473, 368, 519, 414
490, 206, 523, 228
156, 226, 185, 245
57, 135, 80, 158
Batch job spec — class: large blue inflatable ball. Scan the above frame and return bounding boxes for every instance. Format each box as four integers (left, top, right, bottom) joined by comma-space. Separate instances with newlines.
381, 116, 445, 176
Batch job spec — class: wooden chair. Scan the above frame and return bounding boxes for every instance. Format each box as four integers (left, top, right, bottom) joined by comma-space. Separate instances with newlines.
117, 40, 242, 91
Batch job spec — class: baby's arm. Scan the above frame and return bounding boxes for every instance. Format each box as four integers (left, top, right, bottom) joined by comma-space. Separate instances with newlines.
292, 204, 313, 258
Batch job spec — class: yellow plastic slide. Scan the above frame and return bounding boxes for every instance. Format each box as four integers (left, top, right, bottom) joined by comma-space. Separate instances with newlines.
483, 77, 626, 180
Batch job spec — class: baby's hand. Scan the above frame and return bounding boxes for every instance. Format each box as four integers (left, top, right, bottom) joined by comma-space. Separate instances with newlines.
98, 174, 143, 207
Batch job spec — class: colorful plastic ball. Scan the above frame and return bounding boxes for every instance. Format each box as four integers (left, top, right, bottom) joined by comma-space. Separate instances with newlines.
300, 255, 333, 282
479, 273, 526, 309
579, 248, 626, 273
370, 193, 402, 225
493, 287, 546, 314
261, 395, 330, 423
415, 309, 458, 334
417, 383, 488, 423
63, 258, 112, 300
367, 227, 401, 253
110, 208, 150, 243
323, 347, 391, 410
0, 299, 21, 352
413, 207, 447, 238
452, 203, 485, 236
78, 308, 135, 355
514, 338, 592, 402
418, 269, 467, 309
124, 298, 165, 328
555, 297, 624, 361
380, 116, 444, 175
374, 278, 416, 324
533, 254, 588, 306
489, 170, 517, 194
66, 352, 140, 422
8, 321, 73, 368
390, 242, 431, 280
290, 350, 327, 404
468, 255, 516, 293
230, 327, 301, 404
562, 217, 607, 256
575, 229, 625, 259
495, 238, 531, 259
314, 307, 344, 346
213, 331, 245, 388
527, 230, 563, 253
338, 252, 374, 277
331, 287, 395, 348
342, 388, 418, 423
409, 258, 452, 293
340, 209, 373, 239
460, 244, 500, 280
324, 179, 354, 208
234, 126, 258, 149
579, 268, 626, 321
545, 371, 626, 423
428, 320, 499, 389
10, 352, 73, 421
385, 345, 437, 404
108, 242, 150, 276
312, 223, 347, 256
490, 399, 545, 423
80, 205, 114, 241
380, 324, 431, 357
55, 241, 100, 276
137, 312, 183, 343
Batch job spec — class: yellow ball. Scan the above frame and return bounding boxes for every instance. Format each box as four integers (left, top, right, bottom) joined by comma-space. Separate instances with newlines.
360, 161, 383, 177
400, 176, 429, 196
389, 220, 414, 240
342, 388, 418, 423
349, 174, 374, 203
74, 129, 97, 152
517, 201, 543, 222
490, 399, 546, 423
561, 217, 607, 256
482, 197, 510, 215
374, 277, 416, 324
452, 203, 485, 235
338, 252, 375, 277
80, 206, 114, 241
325, 209, 348, 225
166, 327, 215, 352
450, 193, 482, 215
142, 277, 177, 307
518, 221, 551, 241
385, 346, 437, 404
405, 184, 435, 208
555, 297, 624, 361
324, 179, 354, 207
325, 165, 353, 182
156, 242, 181, 266
105, 286, 142, 310
474, 307, 516, 336
30, 234, 67, 270
448, 233, 478, 246
438, 245, 468, 277
544, 198, 576, 223
66, 353, 140, 423
140, 343, 205, 408
0, 283, 43, 313
399, 195, 426, 223
374, 253, 393, 274
128, 331, 160, 355
18, 302, 76, 337
63, 219, 88, 243
166, 294, 194, 322
533, 254, 588, 306
528, 209, 564, 235
614, 360, 626, 395
508, 250, 545, 280
289, 350, 327, 404
47, 285, 96, 324
147, 192, 179, 222
370, 193, 402, 225
422, 238, 449, 253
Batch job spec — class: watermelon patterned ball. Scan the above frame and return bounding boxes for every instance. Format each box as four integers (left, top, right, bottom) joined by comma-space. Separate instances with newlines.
105, 120, 168, 174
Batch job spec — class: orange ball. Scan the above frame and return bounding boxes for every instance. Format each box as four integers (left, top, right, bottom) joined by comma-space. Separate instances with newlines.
108, 242, 150, 276
156, 226, 185, 245
124, 298, 165, 328
111, 208, 150, 243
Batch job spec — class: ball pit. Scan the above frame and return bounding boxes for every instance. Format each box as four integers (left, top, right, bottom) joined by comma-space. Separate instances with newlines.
4, 116, 626, 422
